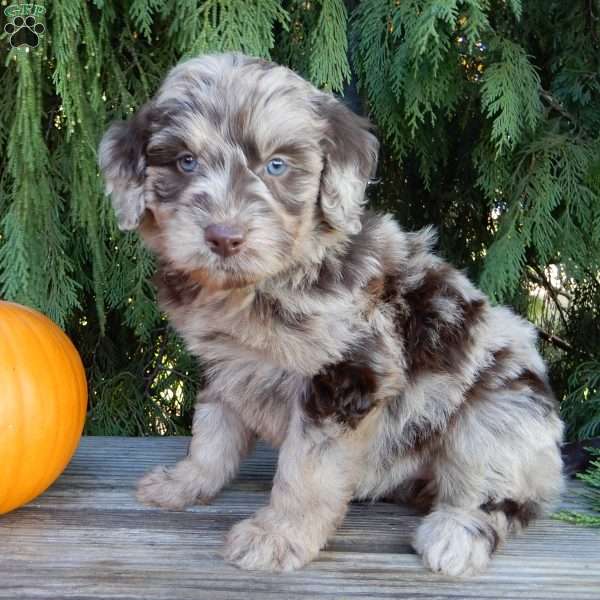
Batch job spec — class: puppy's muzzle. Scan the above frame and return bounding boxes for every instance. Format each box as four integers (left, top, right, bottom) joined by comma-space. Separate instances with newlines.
204, 224, 246, 258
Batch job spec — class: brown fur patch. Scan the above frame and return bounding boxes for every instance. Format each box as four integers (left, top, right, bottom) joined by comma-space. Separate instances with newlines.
154, 265, 203, 307
366, 276, 385, 299
311, 214, 382, 295
466, 349, 558, 415
394, 267, 486, 380
399, 417, 449, 455
464, 347, 514, 401
103, 102, 157, 183
512, 369, 552, 396
312, 253, 342, 294
305, 361, 378, 429
381, 273, 400, 304
252, 291, 308, 332
365, 276, 385, 315
387, 352, 555, 462
152, 167, 196, 203
480, 498, 541, 529
317, 97, 379, 182
137, 209, 164, 252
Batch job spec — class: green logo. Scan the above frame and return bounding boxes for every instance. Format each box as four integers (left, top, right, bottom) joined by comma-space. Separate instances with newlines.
4, 4, 46, 49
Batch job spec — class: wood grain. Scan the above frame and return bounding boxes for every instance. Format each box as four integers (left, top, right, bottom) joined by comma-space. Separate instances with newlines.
0, 437, 598, 599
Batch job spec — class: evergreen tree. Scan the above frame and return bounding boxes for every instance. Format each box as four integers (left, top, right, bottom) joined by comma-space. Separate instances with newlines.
1, 0, 599, 441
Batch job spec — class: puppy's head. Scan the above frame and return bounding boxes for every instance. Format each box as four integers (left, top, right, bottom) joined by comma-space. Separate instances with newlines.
99, 53, 378, 289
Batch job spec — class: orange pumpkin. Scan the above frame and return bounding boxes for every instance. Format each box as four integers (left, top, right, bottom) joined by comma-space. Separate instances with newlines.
0, 301, 87, 514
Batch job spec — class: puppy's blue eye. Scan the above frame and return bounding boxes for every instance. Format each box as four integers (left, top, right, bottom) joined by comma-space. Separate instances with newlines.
178, 154, 198, 173
266, 157, 287, 176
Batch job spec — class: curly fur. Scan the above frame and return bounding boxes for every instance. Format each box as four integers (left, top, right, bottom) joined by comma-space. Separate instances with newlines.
99, 52, 564, 576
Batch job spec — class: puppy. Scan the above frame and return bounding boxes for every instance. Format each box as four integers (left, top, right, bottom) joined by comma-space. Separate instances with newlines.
99, 53, 564, 576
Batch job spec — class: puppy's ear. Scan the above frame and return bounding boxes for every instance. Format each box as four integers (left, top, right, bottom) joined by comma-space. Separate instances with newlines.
315, 95, 379, 235
98, 103, 156, 231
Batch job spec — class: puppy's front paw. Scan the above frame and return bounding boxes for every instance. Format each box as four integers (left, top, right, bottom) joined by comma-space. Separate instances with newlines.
224, 517, 313, 571
414, 507, 496, 577
136, 463, 208, 510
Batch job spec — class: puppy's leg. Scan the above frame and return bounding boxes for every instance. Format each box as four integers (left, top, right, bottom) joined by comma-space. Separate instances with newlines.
224, 374, 375, 572
414, 389, 563, 577
224, 415, 357, 570
137, 395, 253, 509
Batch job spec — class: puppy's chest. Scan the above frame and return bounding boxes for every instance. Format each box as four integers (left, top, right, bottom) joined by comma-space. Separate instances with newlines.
165, 284, 364, 375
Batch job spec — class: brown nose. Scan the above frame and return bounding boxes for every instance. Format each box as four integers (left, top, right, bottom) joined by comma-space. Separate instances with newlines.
204, 224, 245, 258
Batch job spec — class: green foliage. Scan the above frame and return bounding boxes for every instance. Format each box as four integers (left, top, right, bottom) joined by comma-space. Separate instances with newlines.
0, 51, 80, 324
554, 448, 600, 527
83, 325, 199, 435
308, 0, 351, 92
562, 361, 600, 440
166, 0, 289, 58
479, 132, 600, 301
480, 38, 542, 155
1, 0, 599, 448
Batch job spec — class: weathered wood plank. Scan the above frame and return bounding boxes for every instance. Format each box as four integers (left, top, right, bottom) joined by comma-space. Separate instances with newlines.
0, 436, 598, 600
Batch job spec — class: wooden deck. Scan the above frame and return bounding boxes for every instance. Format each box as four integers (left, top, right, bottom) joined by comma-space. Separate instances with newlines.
1, 437, 599, 599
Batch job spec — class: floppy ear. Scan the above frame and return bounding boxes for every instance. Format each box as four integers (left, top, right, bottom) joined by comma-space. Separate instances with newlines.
315, 95, 379, 235
98, 103, 155, 231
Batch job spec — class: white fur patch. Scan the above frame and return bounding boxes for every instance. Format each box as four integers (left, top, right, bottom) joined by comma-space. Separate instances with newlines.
414, 505, 500, 577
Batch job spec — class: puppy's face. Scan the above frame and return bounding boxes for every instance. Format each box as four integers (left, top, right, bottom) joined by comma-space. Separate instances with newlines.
99, 54, 378, 289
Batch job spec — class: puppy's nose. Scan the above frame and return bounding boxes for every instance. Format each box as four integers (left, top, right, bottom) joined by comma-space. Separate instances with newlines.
204, 224, 245, 258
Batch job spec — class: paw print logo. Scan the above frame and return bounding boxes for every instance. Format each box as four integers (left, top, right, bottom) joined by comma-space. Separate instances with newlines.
4, 15, 45, 49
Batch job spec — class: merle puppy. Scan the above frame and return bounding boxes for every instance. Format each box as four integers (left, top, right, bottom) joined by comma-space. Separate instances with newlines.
99, 53, 563, 576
